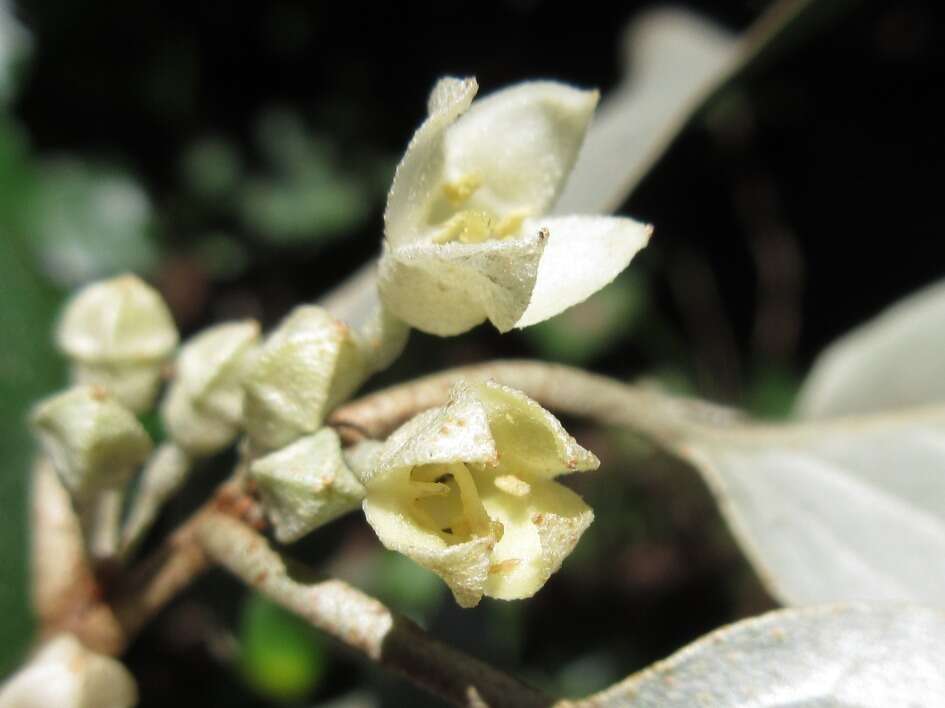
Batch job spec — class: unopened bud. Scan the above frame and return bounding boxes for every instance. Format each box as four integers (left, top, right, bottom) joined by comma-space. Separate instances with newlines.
243, 306, 391, 451
161, 321, 259, 456
56, 274, 178, 412
251, 428, 365, 543
0, 634, 137, 708
31, 386, 152, 501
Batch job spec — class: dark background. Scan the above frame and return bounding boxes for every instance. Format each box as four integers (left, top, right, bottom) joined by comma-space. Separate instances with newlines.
1, 0, 943, 705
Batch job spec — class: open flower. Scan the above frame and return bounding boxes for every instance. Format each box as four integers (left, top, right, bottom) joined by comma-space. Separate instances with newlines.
379, 77, 652, 336
360, 380, 598, 607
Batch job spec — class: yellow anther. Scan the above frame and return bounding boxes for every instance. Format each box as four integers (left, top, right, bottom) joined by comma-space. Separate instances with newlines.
494, 211, 527, 238
432, 210, 495, 245
442, 173, 483, 206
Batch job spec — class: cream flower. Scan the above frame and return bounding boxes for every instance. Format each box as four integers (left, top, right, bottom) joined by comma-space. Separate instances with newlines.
0, 635, 137, 708
56, 274, 178, 412
243, 304, 408, 451
379, 77, 652, 336
251, 428, 366, 543
161, 320, 260, 456
31, 385, 152, 502
360, 380, 598, 607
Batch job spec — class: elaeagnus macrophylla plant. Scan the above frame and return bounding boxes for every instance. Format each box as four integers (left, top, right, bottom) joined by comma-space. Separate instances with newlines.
10, 75, 649, 707
9, 24, 945, 703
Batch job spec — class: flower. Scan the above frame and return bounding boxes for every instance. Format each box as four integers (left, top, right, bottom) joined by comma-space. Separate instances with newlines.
251, 428, 366, 543
379, 77, 652, 336
31, 385, 152, 502
161, 320, 260, 456
0, 634, 137, 708
242, 304, 408, 452
55, 274, 178, 412
359, 380, 598, 607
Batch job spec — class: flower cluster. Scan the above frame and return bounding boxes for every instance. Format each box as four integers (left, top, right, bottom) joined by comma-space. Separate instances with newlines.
30, 75, 649, 624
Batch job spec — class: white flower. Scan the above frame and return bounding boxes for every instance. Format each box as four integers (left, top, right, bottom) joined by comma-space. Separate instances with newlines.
379, 77, 652, 336
56, 274, 178, 412
243, 304, 408, 451
161, 320, 260, 456
0, 635, 137, 708
31, 385, 152, 501
359, 380, 597, 607
251, 428, 366, 543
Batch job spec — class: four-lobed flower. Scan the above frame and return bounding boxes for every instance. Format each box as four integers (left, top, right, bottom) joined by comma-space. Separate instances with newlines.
359, 380, 598, 607
379, 77, 652, 336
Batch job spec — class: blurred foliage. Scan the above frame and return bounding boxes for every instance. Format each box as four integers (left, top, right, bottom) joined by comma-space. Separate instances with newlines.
239, 593, 327, 703
29, 159, 160, 286
525, 274, 648, 365
367, 552, 445, 619
0, 115, 63, 673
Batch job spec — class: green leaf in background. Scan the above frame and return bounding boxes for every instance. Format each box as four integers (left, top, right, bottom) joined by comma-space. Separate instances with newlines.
0, 0, 30, 106
240, 108, 372, 245
0, 118, 64, 676
180, 137, 243, 203
744, 365, 798, 420
189, 232, 251, 281
28, 159, 160, 287
525, 274, 647, 365
369, 551, 444, 619
239, 592, 327, 703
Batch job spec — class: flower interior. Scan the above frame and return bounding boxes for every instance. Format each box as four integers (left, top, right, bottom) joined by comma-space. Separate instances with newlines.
407, 462, 499, 543
429, 174, 529, 245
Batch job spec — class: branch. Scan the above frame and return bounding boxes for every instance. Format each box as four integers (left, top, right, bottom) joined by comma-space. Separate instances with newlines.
197, 512, 551, 708
110, 472, 261, 645
30, 458, 124, 654
331, 359, 738, 444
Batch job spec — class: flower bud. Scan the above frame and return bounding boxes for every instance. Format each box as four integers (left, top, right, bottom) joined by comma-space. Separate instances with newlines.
251, 428, 366, 543
31, 386, 152, 501
56, 274, 178, 412
70, 361, 163, 416
0, 634, 137, 708
243, 305, 407, 451
160, 320, 259, 456
175, 320, 259, 423
161, 384, 238, 458
361, 380, 597, 607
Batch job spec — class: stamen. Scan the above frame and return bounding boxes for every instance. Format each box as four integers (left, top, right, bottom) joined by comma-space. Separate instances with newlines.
432, 210, 494, 244
494, 211, 527, 238
442, 173, 483, 206
494, 474, 530, 497
409, 480, 450, 497
445, 462, 492, 535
